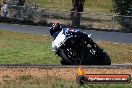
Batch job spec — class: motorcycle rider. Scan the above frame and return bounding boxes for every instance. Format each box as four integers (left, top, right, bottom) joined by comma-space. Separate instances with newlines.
50, 23, 96, 52
50, 23, 111, 65
50, 23, 63, 52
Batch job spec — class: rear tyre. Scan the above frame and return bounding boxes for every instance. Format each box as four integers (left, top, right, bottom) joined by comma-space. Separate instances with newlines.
99, 52, 111, 65
95, 47, 111, 65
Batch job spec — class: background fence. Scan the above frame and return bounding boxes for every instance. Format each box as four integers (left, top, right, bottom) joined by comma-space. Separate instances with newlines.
7, 4, 132, 31
0, 0, 131, 31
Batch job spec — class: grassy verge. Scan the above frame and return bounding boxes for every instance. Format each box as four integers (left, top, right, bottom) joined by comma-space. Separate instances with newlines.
0, 30, 60, 64
1, 75, 132, 88
0, 0, 112, 13
97, 41, 132, 64
0, 30, 131, 64
27, 0, 112, 13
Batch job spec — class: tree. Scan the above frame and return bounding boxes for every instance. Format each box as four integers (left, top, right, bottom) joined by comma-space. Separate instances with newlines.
113, 0, 132, 32
113, 0, 132, 15
71, 0, 85, 27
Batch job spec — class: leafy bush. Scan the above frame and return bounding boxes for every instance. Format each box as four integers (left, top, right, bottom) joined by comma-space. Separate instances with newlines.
113, 0, 132, 15
112, 0, 132, 32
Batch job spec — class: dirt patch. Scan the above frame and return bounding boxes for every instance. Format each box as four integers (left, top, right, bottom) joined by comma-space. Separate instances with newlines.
0, 42, 10, 48
0, 67, 132, 84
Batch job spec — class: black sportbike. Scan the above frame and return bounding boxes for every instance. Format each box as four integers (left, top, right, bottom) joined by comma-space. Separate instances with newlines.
50, 27, 111, 65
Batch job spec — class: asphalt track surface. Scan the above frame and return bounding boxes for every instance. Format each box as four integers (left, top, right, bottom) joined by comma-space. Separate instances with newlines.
0, 23, 132, 44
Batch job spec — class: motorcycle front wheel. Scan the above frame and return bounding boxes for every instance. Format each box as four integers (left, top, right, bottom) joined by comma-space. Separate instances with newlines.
60, 46, 83, 65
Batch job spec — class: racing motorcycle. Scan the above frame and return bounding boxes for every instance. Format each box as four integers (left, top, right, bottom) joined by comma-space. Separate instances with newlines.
50, 23, 111, 65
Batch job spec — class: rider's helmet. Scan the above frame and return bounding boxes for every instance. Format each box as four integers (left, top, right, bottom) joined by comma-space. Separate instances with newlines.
52, 23, 60, 29
50, 23, 61, 36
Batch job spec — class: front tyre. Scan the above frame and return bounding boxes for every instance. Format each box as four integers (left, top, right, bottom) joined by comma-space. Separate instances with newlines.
59, 46, 82, 65
60, 59, 70, 65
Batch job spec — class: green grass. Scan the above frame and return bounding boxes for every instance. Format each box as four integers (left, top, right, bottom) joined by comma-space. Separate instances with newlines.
0, 30, 60, 64
0, 0, 113, 13
27, 0, 113, 13
1, 75, 132, 88
97, 41, 132, 64
0, 30, 132, 64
